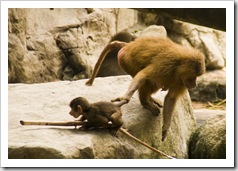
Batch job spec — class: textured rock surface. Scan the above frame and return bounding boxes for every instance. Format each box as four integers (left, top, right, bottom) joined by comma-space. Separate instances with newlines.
189, 114, 226, 159
8, 8, 138, 83
8, 75, 196, 159
193, 109, 226, 127
161, 18, 226, 70
189, 69, 226, 102
138, 25, 167, 38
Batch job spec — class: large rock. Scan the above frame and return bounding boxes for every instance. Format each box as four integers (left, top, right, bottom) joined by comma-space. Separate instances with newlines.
138, 25, 167, 38
9, 33, 66, 83
8, 8, 140, 83
189, 69, 226, 102
26, 35, 66, 82
163, 19, 226, 70
8, 75, 196, 159
189, 114, 226, 159
8, 8, 27, 46
193, 109, 226, 127
8, 34, 27, 83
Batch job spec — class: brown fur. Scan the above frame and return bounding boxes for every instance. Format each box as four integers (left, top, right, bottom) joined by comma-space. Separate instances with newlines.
97, 31, 136, 77
69, 97, 123, 135
86, 37, 205, 141
119, 37, 204, 89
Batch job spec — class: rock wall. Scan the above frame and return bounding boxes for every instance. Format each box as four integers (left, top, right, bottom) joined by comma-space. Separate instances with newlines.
8, 8, 138, 83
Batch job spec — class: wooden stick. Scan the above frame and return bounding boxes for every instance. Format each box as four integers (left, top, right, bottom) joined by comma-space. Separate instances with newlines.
208, 99, 226, 110
20, 120, 176, 159
119, 127, 175, 159
20, 120, 83, 127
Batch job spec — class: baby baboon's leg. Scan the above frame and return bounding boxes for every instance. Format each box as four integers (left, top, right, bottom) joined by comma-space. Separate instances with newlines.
109, 111, 123, 135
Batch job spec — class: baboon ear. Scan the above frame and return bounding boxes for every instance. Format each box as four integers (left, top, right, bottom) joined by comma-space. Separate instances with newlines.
77, 105, 83, 112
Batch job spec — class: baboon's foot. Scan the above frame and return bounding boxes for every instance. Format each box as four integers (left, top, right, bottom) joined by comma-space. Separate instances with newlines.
151, 98, 163, 107
143, 103, 161, 116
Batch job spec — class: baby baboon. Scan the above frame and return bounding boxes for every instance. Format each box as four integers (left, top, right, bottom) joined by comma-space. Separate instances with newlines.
69, 97, 123, 135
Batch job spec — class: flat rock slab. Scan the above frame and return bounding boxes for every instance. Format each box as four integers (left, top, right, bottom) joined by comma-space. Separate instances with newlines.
8, 75, 196, 159
194, 109, 226, 127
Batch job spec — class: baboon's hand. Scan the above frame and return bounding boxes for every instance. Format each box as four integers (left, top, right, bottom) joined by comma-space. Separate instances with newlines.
111, 96, 130, 107
112, 99, 129, 107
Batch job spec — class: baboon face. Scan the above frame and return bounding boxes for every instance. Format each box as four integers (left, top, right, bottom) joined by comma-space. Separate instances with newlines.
69, 105, 82, 118
182, 75, 197, 89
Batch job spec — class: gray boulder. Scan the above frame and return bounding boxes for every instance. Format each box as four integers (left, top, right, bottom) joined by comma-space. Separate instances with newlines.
189, 69, 226, 102
194, 109, 226, 127
189, 114, 226, 159
139, 25, 167, 38
9, 75, 196, 159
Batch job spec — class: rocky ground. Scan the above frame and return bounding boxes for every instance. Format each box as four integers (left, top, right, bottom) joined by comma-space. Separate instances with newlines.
192, 101, 226, 127
8, 76, 198, 159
